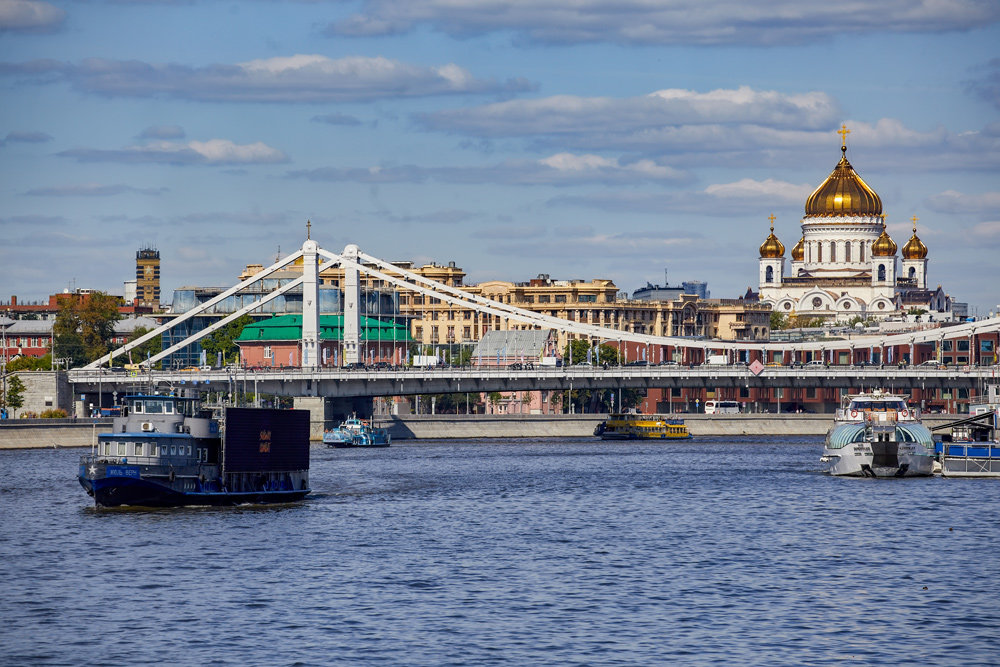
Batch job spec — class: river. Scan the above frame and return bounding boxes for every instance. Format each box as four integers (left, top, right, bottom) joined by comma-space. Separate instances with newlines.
2, 437, 998, 665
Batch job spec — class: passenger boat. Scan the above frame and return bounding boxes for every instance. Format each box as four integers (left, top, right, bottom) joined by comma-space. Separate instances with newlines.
594, 410, 691, 440
323, 416, 391, 448
78, 394, 311, 507
935, 406, 1000, 477
821, 390, 935, 477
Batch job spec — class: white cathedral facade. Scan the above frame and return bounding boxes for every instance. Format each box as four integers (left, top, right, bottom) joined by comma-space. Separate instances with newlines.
758, 126, 958, 322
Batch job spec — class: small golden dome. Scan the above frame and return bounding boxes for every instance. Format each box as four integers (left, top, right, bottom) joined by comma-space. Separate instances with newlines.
759, 214, 785, 258
901, 216, 928, 259
791, 236, 804, 261
804, 127, 882, 217
871, 227, 897, 257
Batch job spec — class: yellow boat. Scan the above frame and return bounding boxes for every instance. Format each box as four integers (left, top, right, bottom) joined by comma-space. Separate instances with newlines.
594, 411, 691, 440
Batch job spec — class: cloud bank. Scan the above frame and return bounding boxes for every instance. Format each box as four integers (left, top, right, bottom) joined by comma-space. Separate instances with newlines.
58, 139, 288, 166
0, 54, 534, 103
0, 0, 64, 34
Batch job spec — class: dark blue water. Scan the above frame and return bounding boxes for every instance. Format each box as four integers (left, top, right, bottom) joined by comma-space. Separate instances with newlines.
2, 437, 999, 665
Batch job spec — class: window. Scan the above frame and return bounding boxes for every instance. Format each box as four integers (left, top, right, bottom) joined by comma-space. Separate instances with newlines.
555, 295, 567, 303
817, 243, 823, 262
264, 345, 272, 359
908, 267, 916, 280
134, 443, 143, 456
860, 243, 865, 262
830, 242, 836, 262
103, 443, 111, 456
878, 264, 886, 282
765, 266, 774, 283
538, 295, 550, 303
812, 297, 822, 308
845, 243, 852, 262
118, 442, 126, 456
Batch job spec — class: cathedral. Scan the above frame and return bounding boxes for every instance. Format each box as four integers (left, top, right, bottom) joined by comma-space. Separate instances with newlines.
757, 125, 959, 322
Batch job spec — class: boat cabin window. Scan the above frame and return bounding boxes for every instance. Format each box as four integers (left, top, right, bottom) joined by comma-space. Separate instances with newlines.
134, 443, 143, 456
103, 443, 111, 456
117, 442, 126, 456
133, 400, 143, 413
170, 445, 176, 456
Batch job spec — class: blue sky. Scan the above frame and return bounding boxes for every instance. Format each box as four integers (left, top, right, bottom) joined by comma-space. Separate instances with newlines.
2, 0, 999, 315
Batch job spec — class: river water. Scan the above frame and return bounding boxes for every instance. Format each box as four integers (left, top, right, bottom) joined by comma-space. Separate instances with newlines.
2, 437, 998, 666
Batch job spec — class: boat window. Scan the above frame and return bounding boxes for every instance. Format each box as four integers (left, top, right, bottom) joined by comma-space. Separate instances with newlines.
103, 442, 111, 456
187, 445, 192, 456
163, 402, 174, 414
134, 443, 143, 456
145, 400, 164, 414
170, 445, 176, 455
133, 400, 143, 413
151, 445, 158, 457
117, 442, 126, 456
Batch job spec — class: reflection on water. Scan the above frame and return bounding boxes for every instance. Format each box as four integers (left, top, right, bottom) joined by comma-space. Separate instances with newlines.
2, 437, 999, 665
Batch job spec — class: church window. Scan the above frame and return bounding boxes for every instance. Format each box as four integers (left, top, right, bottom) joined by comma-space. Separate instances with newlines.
845, 243, 852, 262
812, 297, 822, 308
817, 243, 823, 262
830, 242, 836, 262
765, 266, 773, 283
860, 243, 865, 262
908, 267, 916, 279
783, 302, 792, 310
878, 264, 886, 282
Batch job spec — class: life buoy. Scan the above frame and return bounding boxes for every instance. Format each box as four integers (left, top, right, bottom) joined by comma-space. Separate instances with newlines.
901, 409, 909, 418
850, 410, 858, 419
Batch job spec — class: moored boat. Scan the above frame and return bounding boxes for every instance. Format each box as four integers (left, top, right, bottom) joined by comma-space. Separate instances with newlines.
595, 410, 691, 440
78, 394, 310, 507
821, 390, 934, 477
324, 417, 391, 448
935, 406, 1000, 477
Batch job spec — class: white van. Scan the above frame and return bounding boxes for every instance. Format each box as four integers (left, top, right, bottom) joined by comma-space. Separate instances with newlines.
704, 400, 740, 414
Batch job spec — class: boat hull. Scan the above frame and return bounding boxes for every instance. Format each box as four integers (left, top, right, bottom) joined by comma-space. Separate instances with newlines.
823, 422, 935, 477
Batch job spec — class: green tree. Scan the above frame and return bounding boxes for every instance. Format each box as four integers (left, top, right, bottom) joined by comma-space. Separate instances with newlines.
200, 314, 253, 366
53, 292, 122, 366
0, 374, 26, 416
770, 310, 789, 330
564, 339, 623, 365
6, 353, 52, 371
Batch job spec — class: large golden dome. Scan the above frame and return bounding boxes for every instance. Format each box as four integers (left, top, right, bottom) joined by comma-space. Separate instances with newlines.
790, 236, 804, 261
901, 216, 928, 259
871, 227, 897, 257
804, 128, 882, 217
759, 215, 785, 258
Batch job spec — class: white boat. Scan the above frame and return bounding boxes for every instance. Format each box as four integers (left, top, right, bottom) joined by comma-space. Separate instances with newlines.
323, 417, 391, 448
821, 390, 935, 477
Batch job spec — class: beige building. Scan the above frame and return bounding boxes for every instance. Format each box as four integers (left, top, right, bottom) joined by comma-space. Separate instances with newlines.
240, 257, 771, 349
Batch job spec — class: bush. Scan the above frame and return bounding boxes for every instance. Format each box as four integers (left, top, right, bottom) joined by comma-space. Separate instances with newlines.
18, 411, 38, 419
40, 409, 68, 419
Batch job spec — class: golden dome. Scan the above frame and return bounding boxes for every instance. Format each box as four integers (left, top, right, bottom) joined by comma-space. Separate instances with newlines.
871, 227, 897, 257
759, 214, 785, 258
804, 127, 882, 217
790, 236, 804, 261
901, 216, 928, 259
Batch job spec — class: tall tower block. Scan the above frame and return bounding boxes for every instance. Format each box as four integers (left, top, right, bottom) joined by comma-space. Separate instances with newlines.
136, 247, 160, 307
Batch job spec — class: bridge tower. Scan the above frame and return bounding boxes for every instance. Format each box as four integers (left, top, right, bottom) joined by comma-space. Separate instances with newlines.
301, 234, 320, 369
343, 244, 361, 365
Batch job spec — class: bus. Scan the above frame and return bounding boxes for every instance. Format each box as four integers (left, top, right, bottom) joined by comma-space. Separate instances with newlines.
704, 400, 740, 414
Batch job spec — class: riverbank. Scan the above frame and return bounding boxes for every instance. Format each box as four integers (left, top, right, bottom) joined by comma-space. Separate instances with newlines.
0, 413, 962, 448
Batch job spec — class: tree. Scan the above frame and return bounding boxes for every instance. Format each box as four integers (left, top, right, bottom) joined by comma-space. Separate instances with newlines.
0, 374, 26, 416
53, 292, 122, 366
6, 354, 51, 371
200, 314, 253, 366
564, 339, 623, 365
770, 311, 789, 331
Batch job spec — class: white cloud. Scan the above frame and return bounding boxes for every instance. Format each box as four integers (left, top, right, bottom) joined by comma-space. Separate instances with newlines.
58, 139, 288, 166
288, 152, 689, 186
327, 0, 1000, 45
0, 54, 534, 103
926, 190, 1000, 217
0, 0, 64, 33
704, 178, 813, 202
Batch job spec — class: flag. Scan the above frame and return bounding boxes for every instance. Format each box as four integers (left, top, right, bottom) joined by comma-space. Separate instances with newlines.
586, 347, 593, 364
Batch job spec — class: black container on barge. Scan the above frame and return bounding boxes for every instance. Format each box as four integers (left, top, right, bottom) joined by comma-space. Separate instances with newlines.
78, 395, 310, 508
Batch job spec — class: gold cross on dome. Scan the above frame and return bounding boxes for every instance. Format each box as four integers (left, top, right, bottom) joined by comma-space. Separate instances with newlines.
911, 215, 919, 232
768, 213, 776, 231
838, 124, 850, 147
306, 219, 312, 240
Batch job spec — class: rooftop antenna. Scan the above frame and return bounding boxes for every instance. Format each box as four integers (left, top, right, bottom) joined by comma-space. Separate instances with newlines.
664, 268, 668, 287
306, 219, 311, 240
275, 245, 281, 264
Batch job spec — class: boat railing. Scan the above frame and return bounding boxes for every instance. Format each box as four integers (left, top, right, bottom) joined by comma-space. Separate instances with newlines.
838, 407, 921, 422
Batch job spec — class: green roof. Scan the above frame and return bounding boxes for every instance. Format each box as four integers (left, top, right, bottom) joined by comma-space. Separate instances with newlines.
237, 314, 413, 343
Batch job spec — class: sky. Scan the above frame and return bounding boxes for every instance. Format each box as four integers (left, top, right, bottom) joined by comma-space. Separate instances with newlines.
1, 0, 999, 316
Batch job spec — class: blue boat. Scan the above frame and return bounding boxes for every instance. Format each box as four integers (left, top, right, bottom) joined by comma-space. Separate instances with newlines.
323, 417, 391, 448
78, 395, 310, 507
934, 407, 1000, 477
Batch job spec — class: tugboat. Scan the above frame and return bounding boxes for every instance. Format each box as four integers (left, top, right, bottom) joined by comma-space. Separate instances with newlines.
323, 416, 391, 448
78, 394, 311, 507
821, 390, 935, 477
594, 409, 691, 440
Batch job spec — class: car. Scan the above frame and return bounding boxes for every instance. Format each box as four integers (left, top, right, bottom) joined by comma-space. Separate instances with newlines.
918, 360, 945, 369
657, 360, 679, 366
626, 360, 649, 367
806, 360, 826, 367
765, 362, 783, 367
